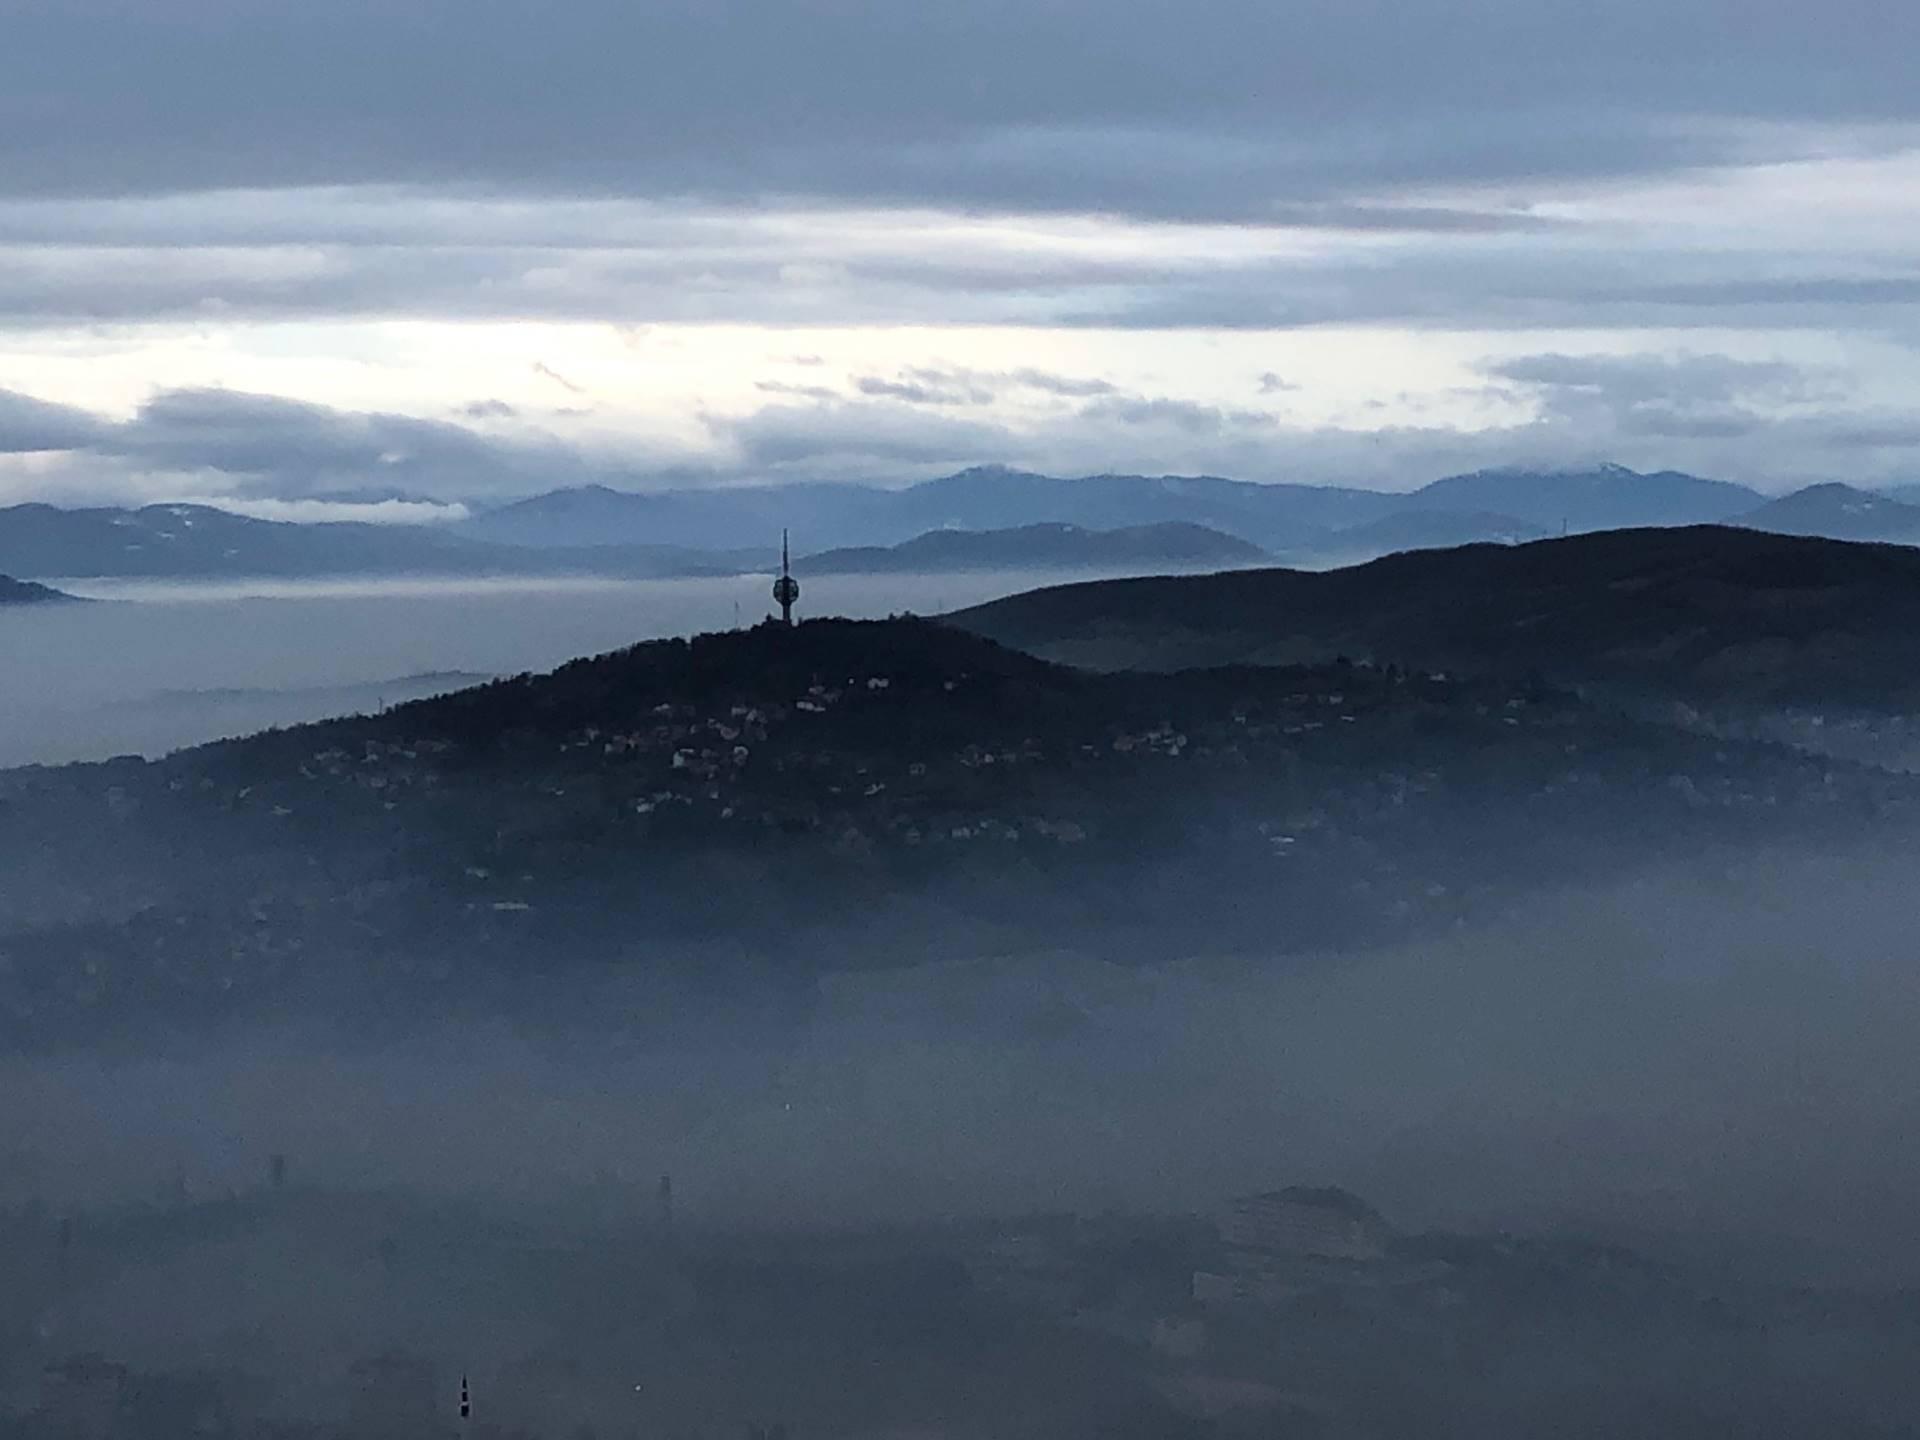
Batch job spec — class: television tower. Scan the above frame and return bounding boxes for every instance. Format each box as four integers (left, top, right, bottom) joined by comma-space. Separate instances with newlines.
772, 530, 800, 626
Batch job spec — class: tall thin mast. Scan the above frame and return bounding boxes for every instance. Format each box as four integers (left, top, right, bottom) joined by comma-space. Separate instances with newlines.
773, 529, 800, 626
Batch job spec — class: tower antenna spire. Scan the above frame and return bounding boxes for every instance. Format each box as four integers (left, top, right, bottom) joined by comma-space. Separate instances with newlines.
773, 529, 800, 626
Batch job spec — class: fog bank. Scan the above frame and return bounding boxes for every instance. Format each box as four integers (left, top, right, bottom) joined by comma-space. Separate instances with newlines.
5, 849, 1916, 1286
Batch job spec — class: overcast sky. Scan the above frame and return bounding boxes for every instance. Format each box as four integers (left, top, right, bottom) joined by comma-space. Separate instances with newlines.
2, 0, 1918, 515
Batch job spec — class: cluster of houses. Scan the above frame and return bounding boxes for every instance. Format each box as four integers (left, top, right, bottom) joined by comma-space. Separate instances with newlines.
3, 636, 1916, 1040
10, 645, 1905, 886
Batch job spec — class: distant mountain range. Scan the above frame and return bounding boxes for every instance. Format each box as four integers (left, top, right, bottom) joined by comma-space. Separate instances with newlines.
0, 573, 75, 604
954, 524, 1920, 711
798, 522, 1268, 575
0, 502, 769, 581
11, 466, 1920, 580
1397, 464, 1758, 531
457, 470, 1400, 554
455, 467, 1920, 574
1736, 482, 1920, 544
459, 464, 1768, 558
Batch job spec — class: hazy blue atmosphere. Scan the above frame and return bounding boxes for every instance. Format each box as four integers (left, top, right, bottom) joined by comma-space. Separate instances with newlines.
9, 853, 1919, 1280
6, 2, 1920, 1437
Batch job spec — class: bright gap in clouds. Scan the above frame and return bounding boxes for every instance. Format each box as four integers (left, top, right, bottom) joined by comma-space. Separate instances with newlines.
0, 320, 1523, 435
1, 317, 1914, 509
0, 146, 1917, 509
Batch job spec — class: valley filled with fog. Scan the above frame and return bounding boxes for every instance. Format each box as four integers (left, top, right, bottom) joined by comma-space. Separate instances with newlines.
6, 842, 1920, 1438
9, 529, 1920, 1437
8, 848, 1919, 1283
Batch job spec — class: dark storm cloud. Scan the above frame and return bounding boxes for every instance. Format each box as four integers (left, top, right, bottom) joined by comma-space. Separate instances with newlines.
0, 388, 109, 453
2, 387, 661, 503
1, 1, 1916, 218
115, 388, 540, 495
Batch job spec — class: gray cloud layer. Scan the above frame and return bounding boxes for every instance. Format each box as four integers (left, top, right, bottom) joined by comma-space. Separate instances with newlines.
1, 386, 609, 504
3, 1, 1917, 217
2, 1, 1918, 503
2, 187, 1914, 340
0, 388, 109, 454
0, 3, 1914, 340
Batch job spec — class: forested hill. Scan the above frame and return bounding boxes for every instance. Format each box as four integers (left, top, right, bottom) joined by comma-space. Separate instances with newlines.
953, 525, 1920, 710
0, 574, 75, 604
2, 616, 1915, 1048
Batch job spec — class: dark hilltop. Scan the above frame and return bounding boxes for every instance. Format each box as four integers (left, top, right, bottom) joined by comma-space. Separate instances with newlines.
955, 523, 1920, 713
0, 574, 77, 605
3, 610, 1914, 1049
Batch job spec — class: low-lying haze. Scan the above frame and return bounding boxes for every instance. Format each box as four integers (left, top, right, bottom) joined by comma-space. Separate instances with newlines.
6, 851, 1917, 1283
0, 570, 1074, 767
